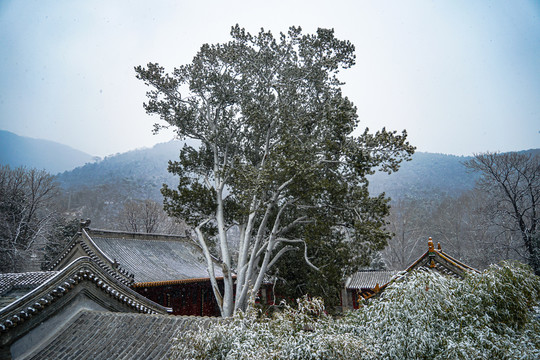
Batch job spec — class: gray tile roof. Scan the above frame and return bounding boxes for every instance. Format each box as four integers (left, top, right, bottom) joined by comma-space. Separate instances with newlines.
0, 257, 170, 339
25, 310, 217, 360
90, 234, 221, 283
346, 270, 399, 290
358, 240, 480, 300
0, 271, 58, 295
0, 271, 59, 309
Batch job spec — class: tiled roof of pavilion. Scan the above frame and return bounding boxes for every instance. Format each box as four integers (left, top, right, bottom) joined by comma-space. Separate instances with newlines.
0, 257, 169, 336
24, 310, 217, 360
404, 238, 479, 278
0, 271, 59, 310
0, 257, 171, 359
346, 270, 399, 290
362, 238, 480, 299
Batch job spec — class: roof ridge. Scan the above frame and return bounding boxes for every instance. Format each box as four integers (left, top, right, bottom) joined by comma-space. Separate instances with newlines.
0, 256, 170, 334
0, 271, 57, 276
80, 309, 217, 320
87, 228, 190, 242
437, 251, 480, 273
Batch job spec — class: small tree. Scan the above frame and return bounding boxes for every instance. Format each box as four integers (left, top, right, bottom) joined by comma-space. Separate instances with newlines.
117, 199, 162, 233
465, 152, 540, 273
0, 165, 59, 272
116, 199, 186, 234
136, 25, 414, 316
382, 197, 432, 270
41, 217, 79, 270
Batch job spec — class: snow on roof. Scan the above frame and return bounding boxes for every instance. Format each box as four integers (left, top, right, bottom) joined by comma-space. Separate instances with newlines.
346, 270, 399, 290
88, 229, 222, 283
0, 271, 58, 295
24, 310, 217, 359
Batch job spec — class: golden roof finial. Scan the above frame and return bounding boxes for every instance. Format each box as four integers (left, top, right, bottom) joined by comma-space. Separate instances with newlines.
437, 242, 442, 251
428, 237, 434, 252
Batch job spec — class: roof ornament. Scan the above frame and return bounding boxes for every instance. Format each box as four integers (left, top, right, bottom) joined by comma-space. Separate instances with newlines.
428, 237, 436, 267
437, 242, 442, 251
428, 237, 435, 252
78, 219, 91, 232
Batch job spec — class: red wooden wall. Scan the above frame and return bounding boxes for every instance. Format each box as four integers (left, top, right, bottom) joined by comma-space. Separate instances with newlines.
134, 280, 222, 316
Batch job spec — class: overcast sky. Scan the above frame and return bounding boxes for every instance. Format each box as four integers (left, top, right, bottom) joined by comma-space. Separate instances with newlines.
1, 0, 539, 157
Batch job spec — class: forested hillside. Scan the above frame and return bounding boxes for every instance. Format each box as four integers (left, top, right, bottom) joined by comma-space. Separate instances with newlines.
54, 143, 525, 230
56, 146, 483, 204
55, 140, 184, 193
53, 140, 184, 227
381, 148, 540, 271
53, 144, 482, 228
368, 152, 479, 199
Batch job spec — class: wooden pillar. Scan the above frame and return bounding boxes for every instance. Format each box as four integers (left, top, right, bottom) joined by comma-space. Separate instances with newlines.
341, 287, 349, 310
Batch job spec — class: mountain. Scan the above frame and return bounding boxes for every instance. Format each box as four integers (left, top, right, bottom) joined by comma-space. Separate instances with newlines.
0, 130, 95, 174
55, 140, 184, 201
54, 141, 540, 219
56, 144, 486, 206
368, 149, 540, 200
367, 152, 479, 200
53, 140, 192, 228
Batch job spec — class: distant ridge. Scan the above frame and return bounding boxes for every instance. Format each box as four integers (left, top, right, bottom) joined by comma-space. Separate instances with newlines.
0, 130, 95, 174
54, 140, 187, 202
368, 149, 539, 200
367, 152, 477, 199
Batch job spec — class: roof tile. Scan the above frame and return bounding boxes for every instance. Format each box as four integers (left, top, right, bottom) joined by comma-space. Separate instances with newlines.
26, 310, 216, 360
91, 235, 221, 283
347, 270, 399, 290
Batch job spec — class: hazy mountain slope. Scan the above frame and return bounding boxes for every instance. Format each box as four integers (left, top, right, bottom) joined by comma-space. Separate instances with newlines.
53, 140, 186, 228
0, 130, 95, 174
55, 140, 189, 201
55, 140, 540, 214
368, 149, 539, 200
368, 152, 479, 200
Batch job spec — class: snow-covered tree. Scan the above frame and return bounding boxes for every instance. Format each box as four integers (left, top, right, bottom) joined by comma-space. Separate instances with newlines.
135, 25, 414, 316
115, 199, 184, 234
0, 165, 59, 272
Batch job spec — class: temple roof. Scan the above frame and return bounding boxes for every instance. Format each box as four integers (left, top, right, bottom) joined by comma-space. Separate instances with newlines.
346, 270, 398, 290
0, 272, 59, 295
0, 256, 171, 359
90, 231, 216, 283
347, 238, 479, 300
0, 272, 59, 309
23, 310, 215, 360
49, 228, 222, 285
404, 238, 479, 278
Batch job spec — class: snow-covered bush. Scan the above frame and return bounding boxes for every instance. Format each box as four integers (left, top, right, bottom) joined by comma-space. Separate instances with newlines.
172, 262, 540, 359
171, 296, 366, 360
345, 261, 540, 359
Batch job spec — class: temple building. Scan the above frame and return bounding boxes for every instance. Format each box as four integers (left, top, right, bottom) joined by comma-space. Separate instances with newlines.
0, 221, 222, 359
48, 225, 224, 316
343, 238, 479, 308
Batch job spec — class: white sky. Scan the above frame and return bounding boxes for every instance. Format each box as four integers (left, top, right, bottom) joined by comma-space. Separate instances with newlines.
1, 0, 539, 157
